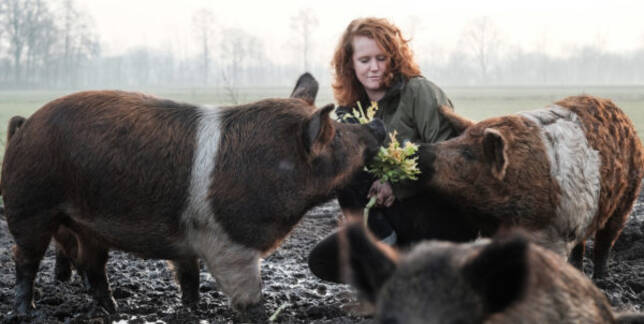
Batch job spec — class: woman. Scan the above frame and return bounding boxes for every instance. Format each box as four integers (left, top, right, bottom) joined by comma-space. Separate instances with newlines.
308, 17, 472, 283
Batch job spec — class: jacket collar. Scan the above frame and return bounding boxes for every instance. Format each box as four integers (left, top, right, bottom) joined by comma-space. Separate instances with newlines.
382, 74, 406, 101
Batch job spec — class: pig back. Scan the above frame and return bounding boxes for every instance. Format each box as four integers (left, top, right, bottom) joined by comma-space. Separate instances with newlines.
556, 96, 644, 235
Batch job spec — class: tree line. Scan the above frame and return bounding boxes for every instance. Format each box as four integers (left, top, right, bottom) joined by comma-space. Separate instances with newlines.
1, 3, 643, 93
0, 0, 98, 88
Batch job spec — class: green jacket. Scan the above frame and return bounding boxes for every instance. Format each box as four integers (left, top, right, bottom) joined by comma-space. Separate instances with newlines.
337, 75, 457, 200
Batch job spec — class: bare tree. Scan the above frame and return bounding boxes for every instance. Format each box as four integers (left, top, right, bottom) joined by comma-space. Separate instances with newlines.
24, 0, 58, 85
0, 0, 98, 87
218, 28, 265, 103
290, 8, 318, 71
61, 0, 76, 81
2, 0, 46, 83
462, 16, 502, 84
58, 0, 99, 87
219, 28, 247, 104
192, 8, 215, 86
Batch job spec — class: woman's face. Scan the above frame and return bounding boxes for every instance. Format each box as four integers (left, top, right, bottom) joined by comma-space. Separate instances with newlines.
351, 35, 388, 98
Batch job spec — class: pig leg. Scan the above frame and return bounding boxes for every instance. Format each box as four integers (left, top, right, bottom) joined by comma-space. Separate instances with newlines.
13, 248, 43, 315
76, 237, 117, 314
592, 212, 628, 279
9, 211, 58, 315
208, 252, 264, 321
170, 258, 200, 308
54, 249, 72, 282
593, 179, 640, 279
53, 226, 79, 282
195, 234, 265, 321
568, 241, 585, 271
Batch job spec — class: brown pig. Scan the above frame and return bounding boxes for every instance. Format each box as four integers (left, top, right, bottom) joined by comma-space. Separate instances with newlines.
340, 222, 642, 324
417, 95, 644, 278
0, 73, 386, 320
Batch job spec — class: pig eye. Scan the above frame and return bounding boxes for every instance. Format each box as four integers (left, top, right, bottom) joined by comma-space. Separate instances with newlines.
461, 147, 475, 160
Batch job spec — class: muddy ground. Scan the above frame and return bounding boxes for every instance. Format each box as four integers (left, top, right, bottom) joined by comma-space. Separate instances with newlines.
0, 190, 643, 323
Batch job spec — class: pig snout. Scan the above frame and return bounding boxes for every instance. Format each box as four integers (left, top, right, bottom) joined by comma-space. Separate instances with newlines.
362, 118, 387, 161
417, 143, 437, 182
368, 118, 386, 143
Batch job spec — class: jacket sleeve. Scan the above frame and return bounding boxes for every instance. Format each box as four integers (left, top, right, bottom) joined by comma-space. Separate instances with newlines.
413, 81, 454, 143
392, 79, 454, 200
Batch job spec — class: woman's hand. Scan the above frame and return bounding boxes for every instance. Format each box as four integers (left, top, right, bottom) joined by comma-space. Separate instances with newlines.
368, 180, 395, 207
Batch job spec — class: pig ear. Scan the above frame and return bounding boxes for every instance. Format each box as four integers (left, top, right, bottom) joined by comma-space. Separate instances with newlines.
462, 236, 529, 314
440, 106, 474, 135
7, 115, 26, 142
305, 104, 336, 155
339, 222, 398, 303
290, 72, 319, 105
483, 128, 508, 181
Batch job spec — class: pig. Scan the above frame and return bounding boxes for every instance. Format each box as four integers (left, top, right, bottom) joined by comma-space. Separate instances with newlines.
0, 73, 386, 320
339, 222, 643, 324
52, 72, 324, 285
417, 95, 644, 278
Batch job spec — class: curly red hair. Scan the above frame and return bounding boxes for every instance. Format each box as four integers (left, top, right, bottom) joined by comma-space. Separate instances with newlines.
331, 17, 421, 107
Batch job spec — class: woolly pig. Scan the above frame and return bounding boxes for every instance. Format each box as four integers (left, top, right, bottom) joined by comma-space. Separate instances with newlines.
418, 95, 644, 278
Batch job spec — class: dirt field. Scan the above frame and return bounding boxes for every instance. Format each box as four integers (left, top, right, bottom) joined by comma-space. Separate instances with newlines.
0, 189, 642, 323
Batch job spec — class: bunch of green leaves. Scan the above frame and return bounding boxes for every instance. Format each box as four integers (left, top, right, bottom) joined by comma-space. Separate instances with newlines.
365, 130, 420, 183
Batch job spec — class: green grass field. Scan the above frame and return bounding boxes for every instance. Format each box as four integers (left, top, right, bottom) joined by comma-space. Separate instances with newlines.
1, 86, 643, 162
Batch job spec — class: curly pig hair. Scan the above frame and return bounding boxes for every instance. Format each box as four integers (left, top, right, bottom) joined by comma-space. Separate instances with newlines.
331, 17, 420, 107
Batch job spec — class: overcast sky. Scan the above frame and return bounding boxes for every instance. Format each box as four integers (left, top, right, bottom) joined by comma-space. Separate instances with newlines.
78, 0, 644, 64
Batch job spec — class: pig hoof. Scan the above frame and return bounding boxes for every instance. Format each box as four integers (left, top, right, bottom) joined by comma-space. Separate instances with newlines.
93, 296, 118, 315
235, 303, 267, 323
181, 293, 199, 309
341, 300, 376, 317
80, 271, 91, 290
593, 269, 608, 280
592, 262, 609, 280
89, 304, 116, 317
14, 300, 35, 316
180, 299, 198, 313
